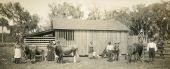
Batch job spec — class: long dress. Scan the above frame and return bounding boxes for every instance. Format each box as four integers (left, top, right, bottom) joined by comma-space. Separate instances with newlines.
88, 44, 94, 58
14, 46, 22, 64
14, 48, 22, 58
47, 44, 55, 61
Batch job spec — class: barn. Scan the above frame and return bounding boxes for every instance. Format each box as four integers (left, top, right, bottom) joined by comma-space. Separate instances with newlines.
24, 18, 129, 55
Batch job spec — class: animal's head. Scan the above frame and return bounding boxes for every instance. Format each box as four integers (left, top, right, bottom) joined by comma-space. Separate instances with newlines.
90, 41, 93, 45
115, 42, 120, 46
54, 41, 62, 48
57, 41, 61, 44
108, 42, 111, 45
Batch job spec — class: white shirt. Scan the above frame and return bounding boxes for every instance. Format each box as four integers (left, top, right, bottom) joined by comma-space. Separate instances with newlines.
106, 45, 114, 50
147, 42, 157, 51
14, 48, 22, 58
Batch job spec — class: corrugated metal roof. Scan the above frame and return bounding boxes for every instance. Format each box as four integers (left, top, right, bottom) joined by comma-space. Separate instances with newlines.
52, 18, 129, 31
24, 29, 54, 37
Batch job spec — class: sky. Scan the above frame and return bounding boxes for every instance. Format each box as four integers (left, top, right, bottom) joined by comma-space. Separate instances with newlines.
0, 0, 169, 32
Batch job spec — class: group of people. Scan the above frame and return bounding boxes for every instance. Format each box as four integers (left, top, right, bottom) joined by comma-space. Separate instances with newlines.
101, 38, 163, 63
13, 38, 164, 64
88, 41, 120, 62
13, 41, 62, 64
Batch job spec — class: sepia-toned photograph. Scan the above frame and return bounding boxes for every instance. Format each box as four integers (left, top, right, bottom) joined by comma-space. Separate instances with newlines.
0, 0, 170, 69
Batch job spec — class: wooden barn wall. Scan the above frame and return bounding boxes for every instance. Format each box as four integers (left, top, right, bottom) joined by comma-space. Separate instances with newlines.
55, 30, 128, 55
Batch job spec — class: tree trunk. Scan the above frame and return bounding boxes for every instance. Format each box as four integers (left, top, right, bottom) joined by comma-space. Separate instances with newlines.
1, 26, 3, 43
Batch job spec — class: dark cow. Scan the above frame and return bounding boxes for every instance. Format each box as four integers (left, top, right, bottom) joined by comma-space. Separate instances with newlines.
127, 43, 144, 63
23, 44, 43, 63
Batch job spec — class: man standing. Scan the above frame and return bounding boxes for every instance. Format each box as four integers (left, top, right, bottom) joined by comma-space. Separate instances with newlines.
106, 42, 114, 62
147, 38, 157, 63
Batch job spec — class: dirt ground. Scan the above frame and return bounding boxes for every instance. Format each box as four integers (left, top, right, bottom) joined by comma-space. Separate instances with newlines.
0, 47, 170, 69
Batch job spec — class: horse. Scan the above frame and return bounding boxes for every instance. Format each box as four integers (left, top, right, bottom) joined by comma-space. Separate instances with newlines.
126, 43, 144, 63
55, 41, 79, 63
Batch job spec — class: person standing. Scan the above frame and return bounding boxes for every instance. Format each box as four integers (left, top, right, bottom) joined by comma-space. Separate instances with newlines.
47, 41, 55, 61
14, 43, 22, 64
106, 42, 114, 62
147, 38, 157, 63
88, 41, 94, 59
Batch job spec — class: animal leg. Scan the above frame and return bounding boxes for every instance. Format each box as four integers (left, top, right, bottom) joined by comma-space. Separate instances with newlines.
134, 54, 137, 62
76, 49, 79, 58
73, 55, 76, 63
117, 52, 119, 61
73, 50, 77, 63
127, 55, 131, 63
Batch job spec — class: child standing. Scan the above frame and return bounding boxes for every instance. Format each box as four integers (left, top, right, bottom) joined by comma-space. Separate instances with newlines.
14, 43, 22, 64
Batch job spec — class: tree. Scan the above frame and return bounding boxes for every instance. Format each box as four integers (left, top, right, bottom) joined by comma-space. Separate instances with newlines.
0, 17, 9, 43
103, 8, 131, 28
0, 2, 39, 43
87, 8, 102, 20
48, 2, 84, 29
128, 2, 170, 41
103, 2, 170, 41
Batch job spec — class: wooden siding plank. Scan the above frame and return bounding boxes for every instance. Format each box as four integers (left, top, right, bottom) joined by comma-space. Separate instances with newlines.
25, 41, 51, 42
124, 32, 127, 54
120, 32, 124, 54
25, 39, 55, 41
26, 37, 55, 38
86, 31, 93, 55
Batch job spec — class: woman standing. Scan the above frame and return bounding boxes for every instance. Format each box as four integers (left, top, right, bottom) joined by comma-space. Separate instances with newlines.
47, 41, 55, 61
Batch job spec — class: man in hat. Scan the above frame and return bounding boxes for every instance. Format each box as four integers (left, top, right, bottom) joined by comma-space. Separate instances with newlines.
147, 38, 157, 63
